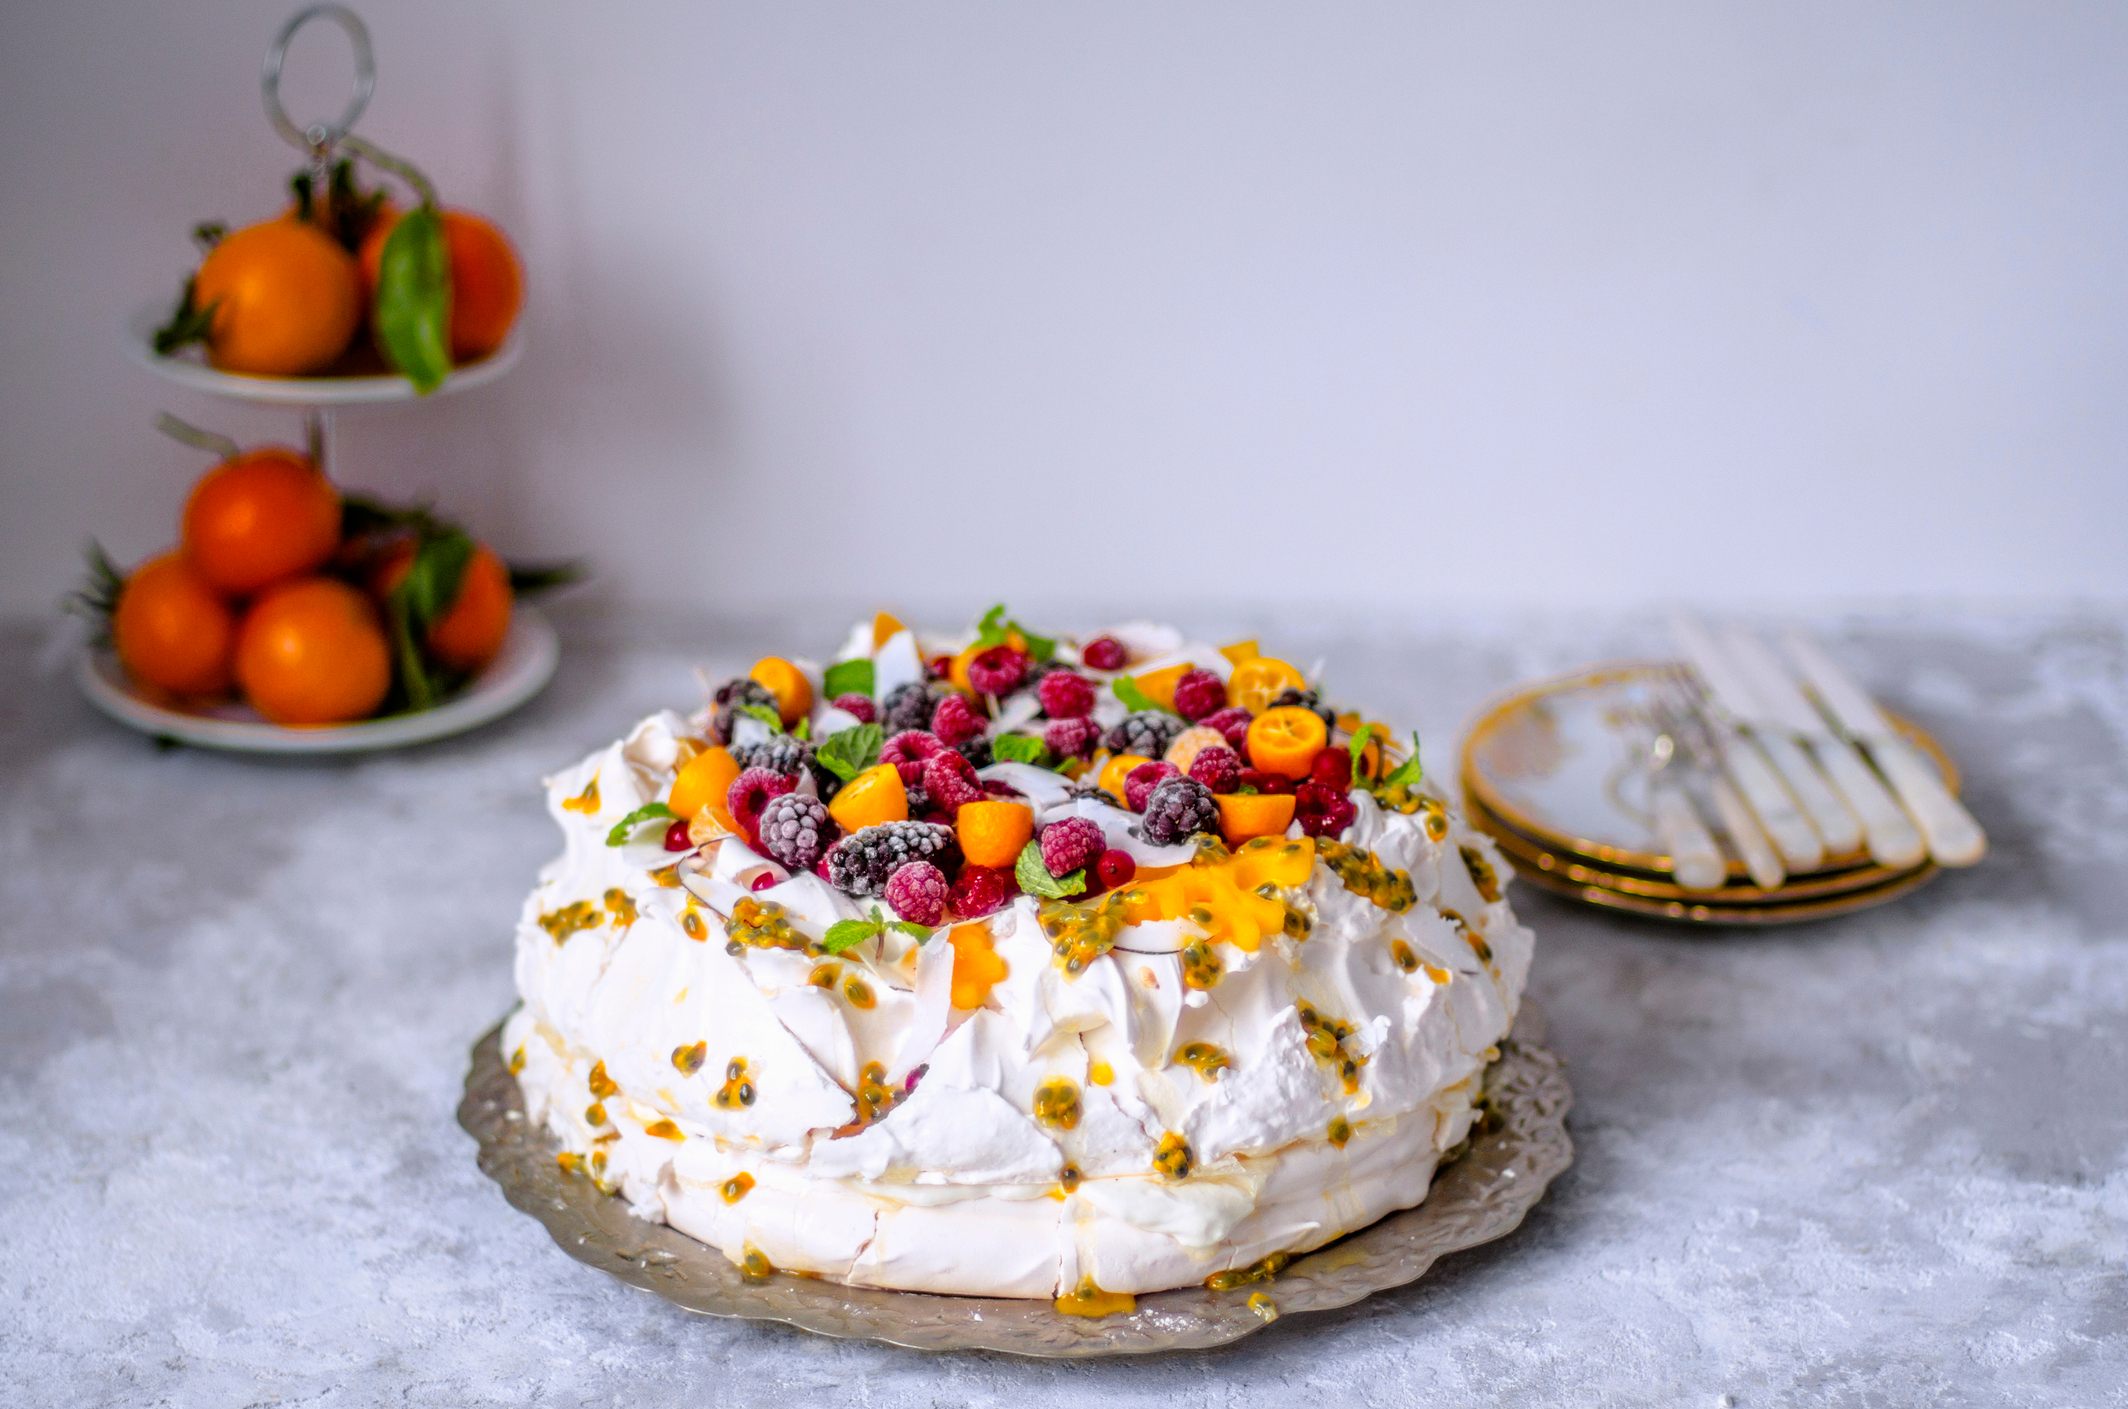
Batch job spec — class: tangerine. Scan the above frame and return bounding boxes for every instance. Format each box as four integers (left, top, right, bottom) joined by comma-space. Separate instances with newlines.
181, 447, 341, 596
192, 218, 362, 375
111, 551, 236, 698
373, 540, 514, 673
359, 208, 523, 361
234, 578, 391, 725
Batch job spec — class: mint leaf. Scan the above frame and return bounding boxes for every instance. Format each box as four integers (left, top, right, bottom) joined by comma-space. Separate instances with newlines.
991, 735, 1050, 767
823, 658, 875, 700
972, 604, 1055, 661
889, 921, 935, 943
1347, 724, 1378, 787
735, 703, 784, 733
795, 717, 812, 741
820, 919, 879, 954
1112, 675, 1162, 714
1015, 839, 1087, 900
1381, 732, 1425, 789
816, 722, 884, 783
606, 802, 675, 847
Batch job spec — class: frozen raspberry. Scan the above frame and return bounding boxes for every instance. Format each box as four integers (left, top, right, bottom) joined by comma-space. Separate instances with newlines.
1238, 768, 1294, 796
1125, 761, 1180, 812
881, 730, 945, 783
756, 794, 838, 872
1044, 716, 1101, 760
1037, 670, 1096, 719
882, 682, 943, 733
1202, 706, 1253, 750
966, 645, 1030, 696
708, 677, 777, 744
1295, 781, 1358, 839
921, 749, 987, 813
1138, 777, 1220, 846
1039, 817, 1106, 876
1188, 745, 1242, 794
826, 821, 959, 897
931, 693, 987, 746
956, 737, 994, 769
982, 778, 1023, 798
1081, 636, 1127, 671
832, 693, 876, 724
1309, 745, 1353, 790
726, 767, 795, 841
1095, 849, 1136, 891
1172, 669, 1226, 722
950, 864, 1016, 918
1107, 710, 1184, 760
884, 860, 950, 927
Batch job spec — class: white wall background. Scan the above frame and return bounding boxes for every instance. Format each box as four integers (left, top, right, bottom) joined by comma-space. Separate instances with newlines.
3, 1, 2124, 621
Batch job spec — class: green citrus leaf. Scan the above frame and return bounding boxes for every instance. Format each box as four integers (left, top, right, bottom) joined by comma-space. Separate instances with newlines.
374, 204, 452, 394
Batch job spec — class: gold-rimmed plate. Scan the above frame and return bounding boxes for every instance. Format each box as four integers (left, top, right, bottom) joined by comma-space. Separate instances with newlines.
1459, 661, 1960, 882
1501, 845, 1940, 925
1466, 794, 1917, 907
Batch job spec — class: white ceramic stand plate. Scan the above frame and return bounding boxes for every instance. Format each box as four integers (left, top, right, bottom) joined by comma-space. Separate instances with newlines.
77, 603, 558, 755
124, 304, 522, 405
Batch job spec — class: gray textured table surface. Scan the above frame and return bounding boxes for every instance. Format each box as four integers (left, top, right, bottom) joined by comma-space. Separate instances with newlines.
4, 606, 2123, 1408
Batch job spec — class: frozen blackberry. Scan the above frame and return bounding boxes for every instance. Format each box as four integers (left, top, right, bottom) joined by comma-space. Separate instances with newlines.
733, 735, 837, 799
884, 861, 950, 927
1137, 777, 1220, 846
882, 682, 944, 734
825, 821, 960, 897
1106, 710, 1184, 760
756, 794, 838, 872
903, 780, 935, 819
1271, 688, 1336, 730
708, 677, 777, 744
955, 736, 994, 769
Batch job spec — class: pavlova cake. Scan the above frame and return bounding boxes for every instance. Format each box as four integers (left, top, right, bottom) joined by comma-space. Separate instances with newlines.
504, 609, 1533, 1312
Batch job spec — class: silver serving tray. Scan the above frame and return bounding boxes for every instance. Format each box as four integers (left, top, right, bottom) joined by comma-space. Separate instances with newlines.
458, 1004, 1572, 1357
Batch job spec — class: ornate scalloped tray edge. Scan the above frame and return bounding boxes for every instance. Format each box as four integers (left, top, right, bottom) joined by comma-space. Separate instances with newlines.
458, 1004, 1573, 1357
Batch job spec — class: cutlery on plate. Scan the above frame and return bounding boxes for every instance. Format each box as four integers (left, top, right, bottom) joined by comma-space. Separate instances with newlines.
1653, 677, 1787, 890
1780, 631, 1987, 868
1665, 623, 1824, 872
1627, 704, 1726, 891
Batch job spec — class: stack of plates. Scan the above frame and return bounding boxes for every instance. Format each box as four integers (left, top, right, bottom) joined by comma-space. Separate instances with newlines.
1458, 663, 1960, 925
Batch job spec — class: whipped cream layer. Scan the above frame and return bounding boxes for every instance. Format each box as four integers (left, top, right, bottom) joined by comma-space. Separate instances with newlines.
505, 628, 1533, 1300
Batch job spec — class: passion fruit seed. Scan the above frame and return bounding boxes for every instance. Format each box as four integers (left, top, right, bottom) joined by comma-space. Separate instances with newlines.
721, 1172, 755, 1203
1032, 1078, 1082, 1131
1153, 1131, 1194, 1180
673, 1041, 708, 1075
602, 888, 638, 926
538, 900, 602, 944
1175, 1042, 1232, 1081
